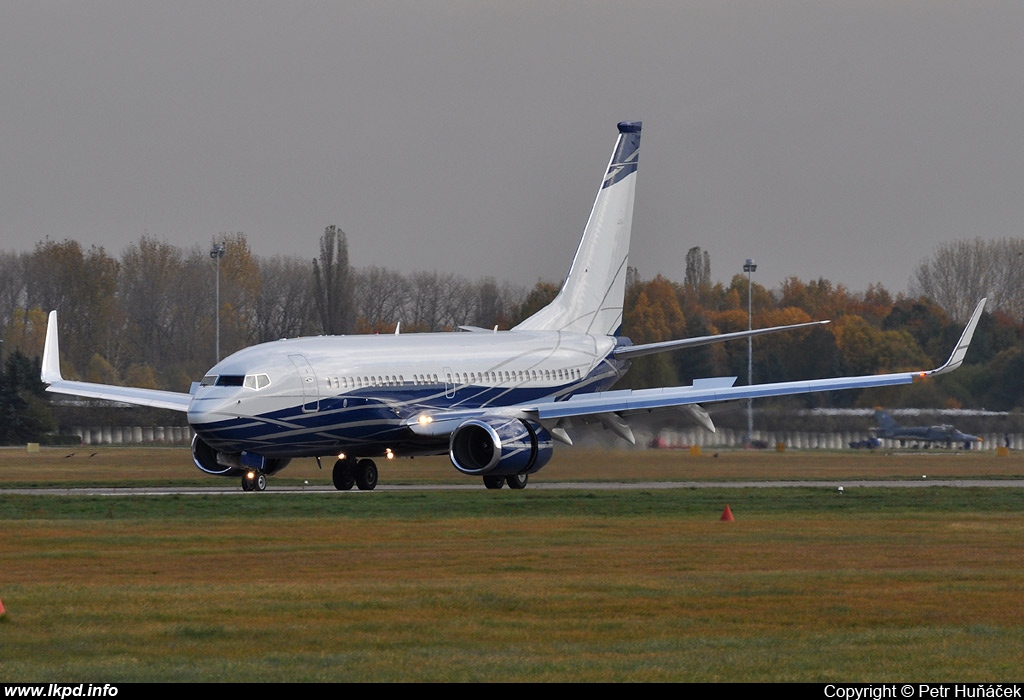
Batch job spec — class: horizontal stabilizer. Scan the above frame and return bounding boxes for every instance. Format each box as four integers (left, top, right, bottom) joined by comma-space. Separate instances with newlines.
613, 320, 830, 360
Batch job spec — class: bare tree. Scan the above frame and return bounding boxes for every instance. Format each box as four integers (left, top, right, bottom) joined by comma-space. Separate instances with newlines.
312, 226, 354, 335
353, 265, 410, 331
253, 255, 317, 342
117, 238, 214, 387
23, 240, 120, 375
0, 251, 27, 336
407, 271, 442, 331
216, 232, 263, 352
684, 246, 711, 294
435, 272, 474, 330
910, 237, 1024, 321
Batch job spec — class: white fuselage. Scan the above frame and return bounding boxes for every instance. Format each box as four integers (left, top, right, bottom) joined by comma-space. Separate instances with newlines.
187, 330, 624, 458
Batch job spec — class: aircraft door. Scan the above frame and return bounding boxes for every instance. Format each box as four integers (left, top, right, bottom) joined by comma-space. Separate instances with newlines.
289, 354, 320, 413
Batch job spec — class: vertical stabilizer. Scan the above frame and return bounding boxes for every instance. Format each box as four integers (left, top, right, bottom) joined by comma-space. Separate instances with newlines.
875, 410, 899, 432
514, 121, 641, 336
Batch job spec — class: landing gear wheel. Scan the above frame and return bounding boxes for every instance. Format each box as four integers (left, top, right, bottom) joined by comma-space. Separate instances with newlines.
332, 460, 355, 491
483, 475, 505, 490
255, 473, 267, 491
355, 459, 378, 491
241, 474, 254, 491
506, 473, 529, 490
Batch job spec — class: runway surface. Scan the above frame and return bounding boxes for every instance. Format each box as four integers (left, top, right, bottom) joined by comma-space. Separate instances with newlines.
4, 479, 1024, 496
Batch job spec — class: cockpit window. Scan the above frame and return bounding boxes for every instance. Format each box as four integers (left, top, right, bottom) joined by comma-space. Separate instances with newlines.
243, 373, 272, 390
201, 373, 270, 389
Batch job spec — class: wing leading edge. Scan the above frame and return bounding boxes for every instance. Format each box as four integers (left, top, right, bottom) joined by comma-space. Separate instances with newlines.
41, 311, 192, 412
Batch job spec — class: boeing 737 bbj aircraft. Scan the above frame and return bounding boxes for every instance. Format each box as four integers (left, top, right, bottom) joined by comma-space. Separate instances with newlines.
41, 122, 987, 491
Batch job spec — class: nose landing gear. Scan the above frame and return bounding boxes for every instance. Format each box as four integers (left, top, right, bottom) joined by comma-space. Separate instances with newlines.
241, 470, 267, 491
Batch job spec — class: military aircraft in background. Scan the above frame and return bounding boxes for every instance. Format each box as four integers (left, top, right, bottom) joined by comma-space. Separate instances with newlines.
40, 122, 988, 491
874, 410, 982, 449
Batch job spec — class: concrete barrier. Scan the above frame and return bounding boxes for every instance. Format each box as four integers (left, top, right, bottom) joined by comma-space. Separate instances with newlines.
70, 427, 192, 445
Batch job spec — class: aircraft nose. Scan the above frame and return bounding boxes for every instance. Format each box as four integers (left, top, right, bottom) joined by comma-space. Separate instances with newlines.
187, 393, 242, 426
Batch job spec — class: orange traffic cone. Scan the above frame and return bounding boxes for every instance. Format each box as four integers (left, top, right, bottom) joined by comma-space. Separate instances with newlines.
720, 505, 735, 522
0, 597, 6, 615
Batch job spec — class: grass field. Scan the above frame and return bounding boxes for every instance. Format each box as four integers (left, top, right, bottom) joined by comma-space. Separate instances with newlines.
2, 443, 1023, 487
2, 447, 1023, 681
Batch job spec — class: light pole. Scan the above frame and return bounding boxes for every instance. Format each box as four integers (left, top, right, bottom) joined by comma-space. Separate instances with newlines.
210, 242, 226, 362
743, 258, 757, 447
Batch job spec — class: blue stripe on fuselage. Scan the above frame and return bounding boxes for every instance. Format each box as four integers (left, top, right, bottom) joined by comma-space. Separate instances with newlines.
192, 360, 626, 457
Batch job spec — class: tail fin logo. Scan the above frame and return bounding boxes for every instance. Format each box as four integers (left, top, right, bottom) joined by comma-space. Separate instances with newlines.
602, 133, 640, 190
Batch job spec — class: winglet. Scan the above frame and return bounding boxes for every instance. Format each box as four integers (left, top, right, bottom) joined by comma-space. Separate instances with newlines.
41, 310, 64, 384
928, 298, 986, 376
38, 309, 191, 412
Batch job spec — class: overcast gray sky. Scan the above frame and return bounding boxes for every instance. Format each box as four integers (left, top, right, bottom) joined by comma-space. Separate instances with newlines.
4, 2, 1023, 295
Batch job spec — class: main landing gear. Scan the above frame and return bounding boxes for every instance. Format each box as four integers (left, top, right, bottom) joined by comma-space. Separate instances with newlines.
332, 458, 378, 491
482, 473, 529, 490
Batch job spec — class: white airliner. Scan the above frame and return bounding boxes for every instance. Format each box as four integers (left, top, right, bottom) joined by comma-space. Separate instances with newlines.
41, 122, 986, 491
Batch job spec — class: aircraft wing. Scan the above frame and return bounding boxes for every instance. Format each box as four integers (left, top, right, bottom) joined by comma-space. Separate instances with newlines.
41, 311, 192, 412
530, 371, 916, 421
539, 297, 987, 419
409, 298, 987, 438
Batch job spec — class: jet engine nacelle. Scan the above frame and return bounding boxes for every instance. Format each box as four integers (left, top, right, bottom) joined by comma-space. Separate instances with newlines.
449, 416, 553, 476
191, 435, 290, 477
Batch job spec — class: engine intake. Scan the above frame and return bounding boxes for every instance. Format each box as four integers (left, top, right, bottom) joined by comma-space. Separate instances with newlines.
191, 435, 290, 477
449, 417, 553, 476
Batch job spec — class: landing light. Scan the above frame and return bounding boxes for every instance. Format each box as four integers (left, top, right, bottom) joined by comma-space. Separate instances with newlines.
417, 414, 433, 425
246, 471, 255, 481
337, 453, 346, 460
385, 448, 395, 460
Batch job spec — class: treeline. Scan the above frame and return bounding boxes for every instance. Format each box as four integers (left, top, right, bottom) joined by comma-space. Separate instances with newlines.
621, 270, 1023, 411
0, 228, 532, 393
910, 237, 1024, 323
2, 232, 1024, 420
